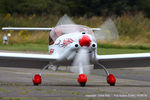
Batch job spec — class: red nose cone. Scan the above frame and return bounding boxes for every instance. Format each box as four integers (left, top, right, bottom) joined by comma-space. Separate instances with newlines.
79, 35, 91, 47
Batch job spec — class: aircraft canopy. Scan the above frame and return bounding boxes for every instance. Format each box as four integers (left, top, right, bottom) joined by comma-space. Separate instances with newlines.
50, 24, 94, 41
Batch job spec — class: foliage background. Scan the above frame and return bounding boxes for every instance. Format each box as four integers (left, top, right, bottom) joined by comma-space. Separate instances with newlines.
0, 0, 150, 17
0, 0, 150, 47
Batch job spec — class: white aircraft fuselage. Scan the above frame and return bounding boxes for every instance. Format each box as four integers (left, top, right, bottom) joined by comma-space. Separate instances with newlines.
48, 25, 97, 66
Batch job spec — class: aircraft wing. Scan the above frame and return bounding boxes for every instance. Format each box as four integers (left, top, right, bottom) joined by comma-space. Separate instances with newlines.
95, 53, 150, 68
2, 27, 101, 31
2, 27, 52, 31
0, 52, 58, 68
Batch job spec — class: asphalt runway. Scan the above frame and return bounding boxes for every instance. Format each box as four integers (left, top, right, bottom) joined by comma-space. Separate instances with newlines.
0, 66, 150, 100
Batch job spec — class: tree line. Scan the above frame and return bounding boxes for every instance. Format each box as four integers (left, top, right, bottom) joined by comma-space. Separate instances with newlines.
0, 0, 150, 17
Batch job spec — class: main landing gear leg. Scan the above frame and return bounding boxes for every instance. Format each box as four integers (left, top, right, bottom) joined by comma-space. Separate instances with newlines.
97, 63, 116, 86
32, 64, 50, 86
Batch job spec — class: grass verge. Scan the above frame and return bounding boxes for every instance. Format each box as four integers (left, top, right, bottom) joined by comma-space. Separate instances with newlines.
0, 43, 48, 53
0, 43, 149, 55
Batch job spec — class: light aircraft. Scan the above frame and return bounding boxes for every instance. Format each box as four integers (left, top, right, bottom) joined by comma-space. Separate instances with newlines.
1, 15, 150, 87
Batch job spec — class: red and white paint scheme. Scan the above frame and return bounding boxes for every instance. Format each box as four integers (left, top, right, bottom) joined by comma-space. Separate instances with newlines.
1, 16, 150, 87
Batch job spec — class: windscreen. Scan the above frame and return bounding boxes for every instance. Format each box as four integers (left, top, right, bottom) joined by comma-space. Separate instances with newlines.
50, 24, 94, 41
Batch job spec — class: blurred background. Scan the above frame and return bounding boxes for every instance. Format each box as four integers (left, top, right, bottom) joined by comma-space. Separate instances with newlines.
0, 0, 150, 54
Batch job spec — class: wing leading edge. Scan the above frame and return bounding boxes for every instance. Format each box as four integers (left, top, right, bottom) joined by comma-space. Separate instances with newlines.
2, 27, 100, 31
95, 53, 150, 68
2, 27, 52, 31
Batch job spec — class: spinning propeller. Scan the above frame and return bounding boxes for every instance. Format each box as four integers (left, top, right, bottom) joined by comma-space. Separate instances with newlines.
56, 14, 75, 26
95, 18, 119, 42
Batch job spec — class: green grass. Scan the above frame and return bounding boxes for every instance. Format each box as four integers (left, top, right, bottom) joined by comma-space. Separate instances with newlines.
98, 43, 150, 50
0, 43, 149, 55
98, 48, 150, 55
98, 43, 150, 55
0, 97, 21, 100
0, 43, 48, 52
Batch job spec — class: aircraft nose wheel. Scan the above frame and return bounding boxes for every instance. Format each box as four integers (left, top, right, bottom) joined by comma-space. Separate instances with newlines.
78, 74, 87, 87
107, 74, 116, 86
32, 74, 42, 86
80, 82, 86, 87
